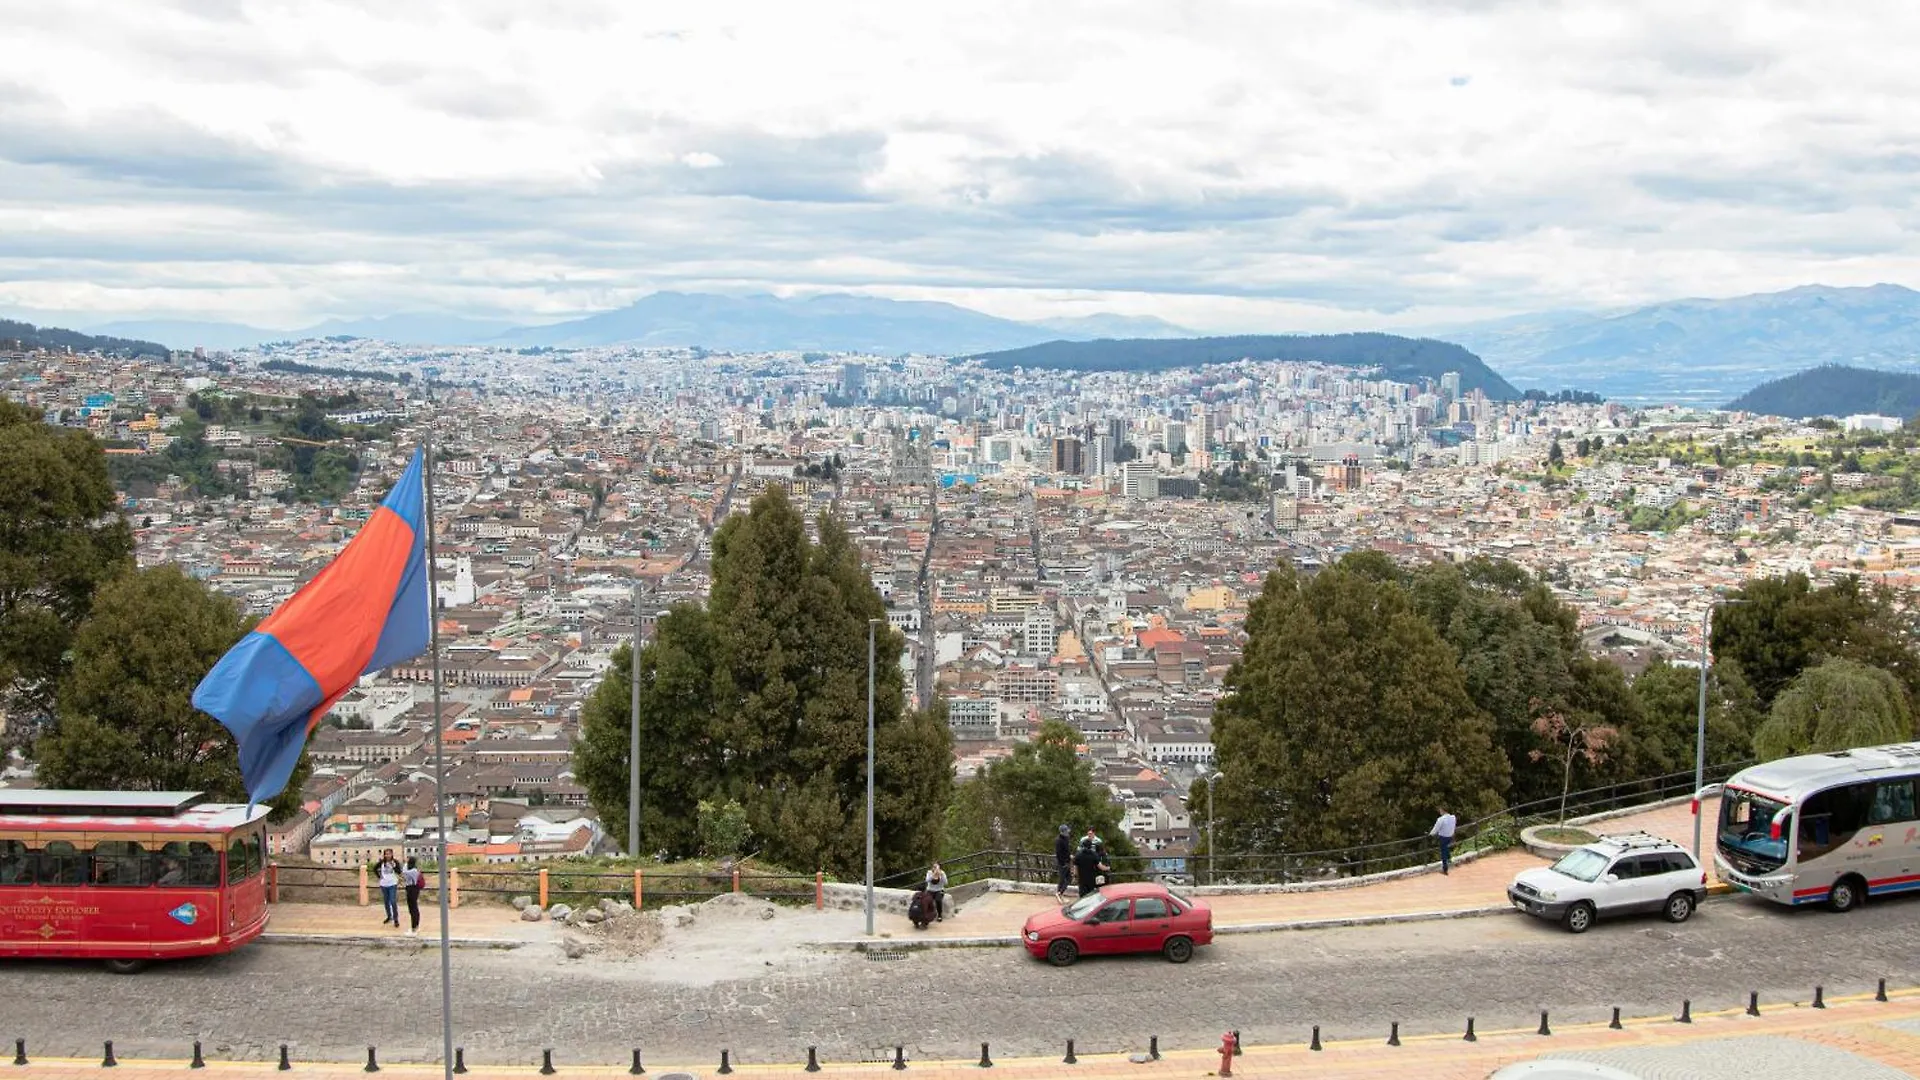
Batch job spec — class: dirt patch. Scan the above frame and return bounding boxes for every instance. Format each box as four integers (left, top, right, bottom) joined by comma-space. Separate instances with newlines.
557, 892, 870, 986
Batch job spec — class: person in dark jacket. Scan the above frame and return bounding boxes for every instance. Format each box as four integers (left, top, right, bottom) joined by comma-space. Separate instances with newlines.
1072, 836, 1108, 898
1054, 824, 1074, 902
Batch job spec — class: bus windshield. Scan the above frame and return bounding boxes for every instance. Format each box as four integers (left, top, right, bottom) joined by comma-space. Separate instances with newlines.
1719, 788, 1790, 872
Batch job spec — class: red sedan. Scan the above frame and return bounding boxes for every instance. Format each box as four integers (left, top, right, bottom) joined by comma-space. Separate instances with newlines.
1022, 881, 1213, 966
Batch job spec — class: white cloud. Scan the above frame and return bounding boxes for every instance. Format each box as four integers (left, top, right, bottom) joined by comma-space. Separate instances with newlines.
2, 0, 1918, 329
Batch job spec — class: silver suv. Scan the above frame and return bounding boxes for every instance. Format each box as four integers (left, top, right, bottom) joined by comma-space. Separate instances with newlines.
1507, 832, 1708, 933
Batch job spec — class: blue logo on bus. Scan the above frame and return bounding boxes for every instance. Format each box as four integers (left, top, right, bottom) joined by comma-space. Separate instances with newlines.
168, 903, 200, 926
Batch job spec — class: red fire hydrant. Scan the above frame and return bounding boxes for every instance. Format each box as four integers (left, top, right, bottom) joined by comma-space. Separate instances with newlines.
1218, 1031, 1234, 1077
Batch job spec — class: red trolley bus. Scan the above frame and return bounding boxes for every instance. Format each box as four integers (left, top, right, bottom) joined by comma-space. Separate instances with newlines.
0, 790, 270, 972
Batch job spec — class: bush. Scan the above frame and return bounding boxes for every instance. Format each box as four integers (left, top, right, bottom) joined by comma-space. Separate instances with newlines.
697, 798, 752, 859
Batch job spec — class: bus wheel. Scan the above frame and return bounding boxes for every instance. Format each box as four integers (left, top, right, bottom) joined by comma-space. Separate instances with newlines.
1827, 876, 1864, 914
103, 958, 148, 975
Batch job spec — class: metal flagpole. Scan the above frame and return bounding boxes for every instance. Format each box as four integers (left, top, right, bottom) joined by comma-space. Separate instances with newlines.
423, 433, 455, 1080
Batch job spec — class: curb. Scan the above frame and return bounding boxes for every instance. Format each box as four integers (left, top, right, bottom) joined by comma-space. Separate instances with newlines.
259, 933, 525, 950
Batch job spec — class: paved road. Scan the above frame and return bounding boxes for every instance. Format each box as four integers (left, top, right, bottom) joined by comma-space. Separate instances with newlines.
12, 898, 1919, 1069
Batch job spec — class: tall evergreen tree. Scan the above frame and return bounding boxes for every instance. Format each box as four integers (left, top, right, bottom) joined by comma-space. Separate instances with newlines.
575, 486, 952, 877
1711, 574, 1919, 712
1211, 557, 1509, 855
1626, 657, 1760, 774
0, 400, 134, 726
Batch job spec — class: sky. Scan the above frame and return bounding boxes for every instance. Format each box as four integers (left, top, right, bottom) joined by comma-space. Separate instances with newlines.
3, 0, 1919, 333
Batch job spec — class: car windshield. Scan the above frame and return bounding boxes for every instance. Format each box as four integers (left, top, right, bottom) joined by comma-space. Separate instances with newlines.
1718, 788, 1790, 871
1062, 891, 1105, 920
1549, 848, 1609, 883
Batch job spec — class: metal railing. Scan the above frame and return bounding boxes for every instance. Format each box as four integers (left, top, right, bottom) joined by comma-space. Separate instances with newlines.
266, 860, 831, 910
887, 760, 1754, 889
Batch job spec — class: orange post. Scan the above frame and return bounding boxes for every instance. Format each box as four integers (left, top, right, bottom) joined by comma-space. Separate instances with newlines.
634, 868, 644, 909
268, 862, 279, 903
538, 867, 550, 908
1219, 1032, 1234, 1078
358, 864, 369, 907
732, 868, 741, 894
450, 866, 461, 909
815, 870, 824, 910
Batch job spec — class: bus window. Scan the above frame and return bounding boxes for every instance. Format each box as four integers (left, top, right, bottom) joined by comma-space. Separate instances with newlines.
1870, 779, 1917, 826
246, 831, 264, 878
91, 840, 152, 886
226, 836, 254, 884
0, 840, 32, 885
37, 840, 87, 885
1719, 789, 1790, 872
155, 841, 220, 887
1797, 783, 1873, 863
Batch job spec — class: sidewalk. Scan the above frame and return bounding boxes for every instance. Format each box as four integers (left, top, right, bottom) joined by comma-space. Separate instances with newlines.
263, 902, 553, 948
13, 988, 1919, 1078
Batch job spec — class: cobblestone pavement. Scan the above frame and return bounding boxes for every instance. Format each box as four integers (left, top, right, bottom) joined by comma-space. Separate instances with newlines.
9, 895, 1918, 1069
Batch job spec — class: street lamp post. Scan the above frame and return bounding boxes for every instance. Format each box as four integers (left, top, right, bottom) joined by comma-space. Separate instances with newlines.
1207, 773, 1216, 886
866, 618, 880, 935
629, 579, 641, 861
1694, 597, 1744, 860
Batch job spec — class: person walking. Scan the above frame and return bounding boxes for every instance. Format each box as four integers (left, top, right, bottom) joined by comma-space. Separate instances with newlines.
924, 862, 949, 922
1053, 824, 1074, 903
374, 849, 401, 926
1430, 809, 1458, 875
1072, 835, 1109, 898
402, 856, 424, 935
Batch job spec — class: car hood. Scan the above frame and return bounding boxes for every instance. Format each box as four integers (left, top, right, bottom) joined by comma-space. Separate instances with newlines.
1513, 867, 1572, 892
1023, 906, 1084, 936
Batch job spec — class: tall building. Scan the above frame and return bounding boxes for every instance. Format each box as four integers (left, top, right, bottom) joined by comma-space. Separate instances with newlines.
1165, 421, 1189, 455
1120, 460, 1159, 500
1022, 609, 1058, 659
1341, 453, 1363, 492
1050, 436, 1084, 475
1439, 371, 1462, 406
840, 363, 866, 398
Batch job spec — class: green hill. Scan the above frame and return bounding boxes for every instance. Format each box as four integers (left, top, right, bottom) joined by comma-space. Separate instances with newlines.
0, 319, 170, 358
1725, 364, 1920, 420
972, 332, 1521, 399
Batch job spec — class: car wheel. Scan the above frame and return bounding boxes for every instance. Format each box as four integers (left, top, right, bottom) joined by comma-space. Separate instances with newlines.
103, 958, 148, 975
1563, 901, 1595, 934
1163, 936, 1193, 964
1045, 939, 1079, 967
1663, 892, 1694, 923
1828, 876, 1864, 914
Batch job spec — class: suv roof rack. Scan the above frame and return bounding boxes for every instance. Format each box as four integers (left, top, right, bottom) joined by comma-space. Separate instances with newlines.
1592, 830, 1682, 850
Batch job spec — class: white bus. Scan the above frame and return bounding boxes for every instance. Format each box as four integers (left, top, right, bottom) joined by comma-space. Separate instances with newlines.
1715, 742, 1920, 912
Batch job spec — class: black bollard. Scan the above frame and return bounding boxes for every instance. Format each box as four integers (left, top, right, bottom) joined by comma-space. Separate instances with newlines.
1878, 979, 1890, 1003
1232, 1030, 1242, 1056
892, 1045, 907, 1071
1747, 991, 1761, 1017
978, 1042, 993, 1069
1148, 1036, 1160, 1061
540, 1049, 556, 1076
1062, 1040, 1076, 1065
1463, 1018, 1477, 1043
1538, 1011, 1552, 1037
453, 1048, 467, 1076
103, 1041, 118, 1068
1388, 1022, 1400, 1047
13, 1039, 25, 1067
805, 1046, 821, 1073
191, 1041, 206, 1069
364, 1046, 380, 1073
277, 1045, 291, 1072
1609, 1007, 1622, 1030
626, 1049, 643, 1076
718, 1049, 733, 1075
1309, 1026, 1322, 1052
1813, 986, 1827, 1010
1677, 1000, 1692, 1024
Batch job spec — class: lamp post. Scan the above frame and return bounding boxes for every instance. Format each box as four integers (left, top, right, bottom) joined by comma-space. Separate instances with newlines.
866, 617, 880, 935
629, 579, 641, 861
1694, 597, 1744, 859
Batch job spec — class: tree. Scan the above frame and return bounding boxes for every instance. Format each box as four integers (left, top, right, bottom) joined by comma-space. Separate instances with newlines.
1753, 658, 1913, 760
1626, 657, 1760, 775
575, 486, 953, 877
1530, 706, 1616, 823
1548, 439, 1564, 467
0, 400, 135, 727
1210, 557, 1510, 856
32, 566, 307, 819
1712, 574, 1919, 713
942, 719, 1136, 860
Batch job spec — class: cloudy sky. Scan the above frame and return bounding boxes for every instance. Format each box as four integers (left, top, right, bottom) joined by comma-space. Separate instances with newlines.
4, 0, 1918, 332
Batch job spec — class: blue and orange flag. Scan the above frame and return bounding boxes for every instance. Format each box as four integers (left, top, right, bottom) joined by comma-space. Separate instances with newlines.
194, 448, 431, 803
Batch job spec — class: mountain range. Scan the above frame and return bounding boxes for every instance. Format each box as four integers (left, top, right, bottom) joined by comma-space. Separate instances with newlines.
1431, 284, 1920, 406
81, 293, 1196, 356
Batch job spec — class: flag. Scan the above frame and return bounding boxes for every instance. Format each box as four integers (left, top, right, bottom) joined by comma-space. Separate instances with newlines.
194, 447, 431, 803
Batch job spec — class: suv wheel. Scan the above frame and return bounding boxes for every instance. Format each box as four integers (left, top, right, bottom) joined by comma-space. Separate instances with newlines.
1663, 892, 1695, 923
1828, 877, 1863, 914
1563, 901, 1596, 934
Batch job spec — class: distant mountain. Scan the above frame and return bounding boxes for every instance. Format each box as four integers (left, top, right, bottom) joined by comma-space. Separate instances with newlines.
301, 314, 519, 346
1437, 284, 1920, 406
90, 319, 284, 351
1726, 364, 1920, 420
973, 333, 1521, 399
1029, 313, 1195, 339
1, 319, 169, 358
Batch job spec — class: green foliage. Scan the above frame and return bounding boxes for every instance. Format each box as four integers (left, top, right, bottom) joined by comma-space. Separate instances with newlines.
32, 566, 306, 820
941, 719, 1137, 860
1712, 574, 1919, 713
1753, 658, 1914, 759
696, 798, 753, 858
261, 358, 413, 384
0, 400, 136, 724
1624, 502, 1700, 532
973, 333, 1521, 399
106, 414, 239, 497
1199, 463, 1266, 502
575, 486, 953, 878
1627, 657, 1761, 773
1725, 364, 1920, 419
0, 319, 168, 357
1211, 557, 1511, 854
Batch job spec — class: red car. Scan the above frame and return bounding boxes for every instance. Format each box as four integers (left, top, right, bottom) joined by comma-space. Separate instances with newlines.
1022, 881, 1213, 966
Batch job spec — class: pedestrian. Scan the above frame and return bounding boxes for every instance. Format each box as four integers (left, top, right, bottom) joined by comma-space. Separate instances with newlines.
1430, 808, 1458, 875
924, 861, 948, 922
403, 856, 424, 935
1072, 835, 1109, 898
374, 849, 401, 926
1053, 824, 1074, 903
